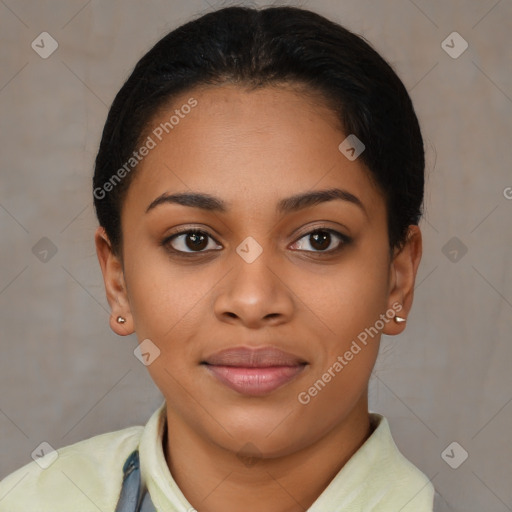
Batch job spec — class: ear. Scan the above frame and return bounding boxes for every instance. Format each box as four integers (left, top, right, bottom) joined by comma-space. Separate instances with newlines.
382, 225, 422, 336
94, 226, 134, 336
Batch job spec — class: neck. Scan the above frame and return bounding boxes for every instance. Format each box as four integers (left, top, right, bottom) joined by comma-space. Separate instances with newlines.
163, 398, 373, 512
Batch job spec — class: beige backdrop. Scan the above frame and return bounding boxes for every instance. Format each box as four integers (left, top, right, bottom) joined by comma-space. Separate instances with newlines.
1, 1, 511, 510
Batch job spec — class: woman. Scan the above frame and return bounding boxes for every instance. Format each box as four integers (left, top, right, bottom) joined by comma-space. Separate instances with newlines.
0, 5, 434, 511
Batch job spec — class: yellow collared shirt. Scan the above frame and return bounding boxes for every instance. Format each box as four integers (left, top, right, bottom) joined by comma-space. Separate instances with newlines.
0, 401, 434, 511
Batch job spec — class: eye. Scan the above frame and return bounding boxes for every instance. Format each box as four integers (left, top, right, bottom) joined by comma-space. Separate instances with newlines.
163, 229, 222, 254
290, 228, 350, 253
162, 227, 350, 256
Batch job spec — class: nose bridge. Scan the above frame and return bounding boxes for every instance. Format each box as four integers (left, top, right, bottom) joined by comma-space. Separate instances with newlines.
213, 235, 293, 326
232, 237, 280, 305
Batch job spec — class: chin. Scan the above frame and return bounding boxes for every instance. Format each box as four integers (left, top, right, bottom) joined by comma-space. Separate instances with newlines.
203, 405, 318, 457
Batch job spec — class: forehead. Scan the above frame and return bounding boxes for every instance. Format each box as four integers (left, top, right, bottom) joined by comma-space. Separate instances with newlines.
123, 84, 384, 220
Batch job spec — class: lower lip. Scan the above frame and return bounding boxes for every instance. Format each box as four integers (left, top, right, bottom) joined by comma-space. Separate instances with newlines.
205, 365, 305, 396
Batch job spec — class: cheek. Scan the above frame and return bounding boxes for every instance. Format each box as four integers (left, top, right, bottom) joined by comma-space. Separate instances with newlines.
293, 348, 375, 446
292, 252, 390, 343
292, 261, 388, 430
123, 247, 209, 342
291, 246, 390, 401
124, 255, 212, 392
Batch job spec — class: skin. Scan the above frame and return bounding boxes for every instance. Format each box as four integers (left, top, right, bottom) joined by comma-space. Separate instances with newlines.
95, 84, 422, 512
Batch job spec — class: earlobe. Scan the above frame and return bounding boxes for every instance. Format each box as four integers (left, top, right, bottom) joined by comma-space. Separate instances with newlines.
94, 226, 134, 336
382, 225, 422, 336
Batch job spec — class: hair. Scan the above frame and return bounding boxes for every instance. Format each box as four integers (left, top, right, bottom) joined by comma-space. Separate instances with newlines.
93, 5, 424, 257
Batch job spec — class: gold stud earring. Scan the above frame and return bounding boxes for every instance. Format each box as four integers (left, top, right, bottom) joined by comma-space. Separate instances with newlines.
394, 315, 406, 324
116, 316, 126, 324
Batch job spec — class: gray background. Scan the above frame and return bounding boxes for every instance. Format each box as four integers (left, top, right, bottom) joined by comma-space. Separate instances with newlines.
1, 0, 511, 510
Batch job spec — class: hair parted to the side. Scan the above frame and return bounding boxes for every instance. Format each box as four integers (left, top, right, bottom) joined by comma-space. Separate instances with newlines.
93, 5, 424, 257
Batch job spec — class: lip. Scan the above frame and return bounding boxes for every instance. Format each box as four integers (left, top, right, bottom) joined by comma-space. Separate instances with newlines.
202, 347, 307, 396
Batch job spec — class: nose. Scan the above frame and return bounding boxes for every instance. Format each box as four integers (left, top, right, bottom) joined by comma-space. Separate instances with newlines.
213, 248, 295, 329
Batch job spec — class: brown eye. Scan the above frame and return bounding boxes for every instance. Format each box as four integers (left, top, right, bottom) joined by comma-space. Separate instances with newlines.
165, 230, 222, 254
310, 231, 331, 251
292, 229, 350, 253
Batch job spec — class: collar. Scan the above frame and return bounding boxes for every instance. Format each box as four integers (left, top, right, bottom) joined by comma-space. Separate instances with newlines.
138, 401, 433, 511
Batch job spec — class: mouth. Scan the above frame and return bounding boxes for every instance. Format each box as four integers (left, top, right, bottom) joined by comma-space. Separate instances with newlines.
201, 347, 307, 396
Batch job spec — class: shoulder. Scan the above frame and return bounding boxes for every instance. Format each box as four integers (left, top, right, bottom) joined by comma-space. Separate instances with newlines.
368, 413, 434, 511
0, 425, 144, 512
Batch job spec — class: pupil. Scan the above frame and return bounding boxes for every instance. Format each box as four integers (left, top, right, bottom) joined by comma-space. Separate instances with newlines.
183, 231, 332, 252
187, 232, 207, 251
311, 231, 330, 251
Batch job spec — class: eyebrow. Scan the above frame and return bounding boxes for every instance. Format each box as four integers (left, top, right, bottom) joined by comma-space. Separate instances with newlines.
145, 187, 367, 217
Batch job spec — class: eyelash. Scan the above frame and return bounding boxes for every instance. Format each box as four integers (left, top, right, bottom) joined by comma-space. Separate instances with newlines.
161, 227, 351, 257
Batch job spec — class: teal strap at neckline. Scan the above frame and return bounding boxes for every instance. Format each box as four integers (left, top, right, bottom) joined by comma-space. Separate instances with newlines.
115, 450, 157, 512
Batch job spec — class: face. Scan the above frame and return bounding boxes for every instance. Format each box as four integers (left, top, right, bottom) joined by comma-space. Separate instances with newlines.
96, 84, 421, 458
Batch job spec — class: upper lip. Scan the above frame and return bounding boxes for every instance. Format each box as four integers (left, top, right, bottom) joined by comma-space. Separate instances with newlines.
202, 347, 307, 367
